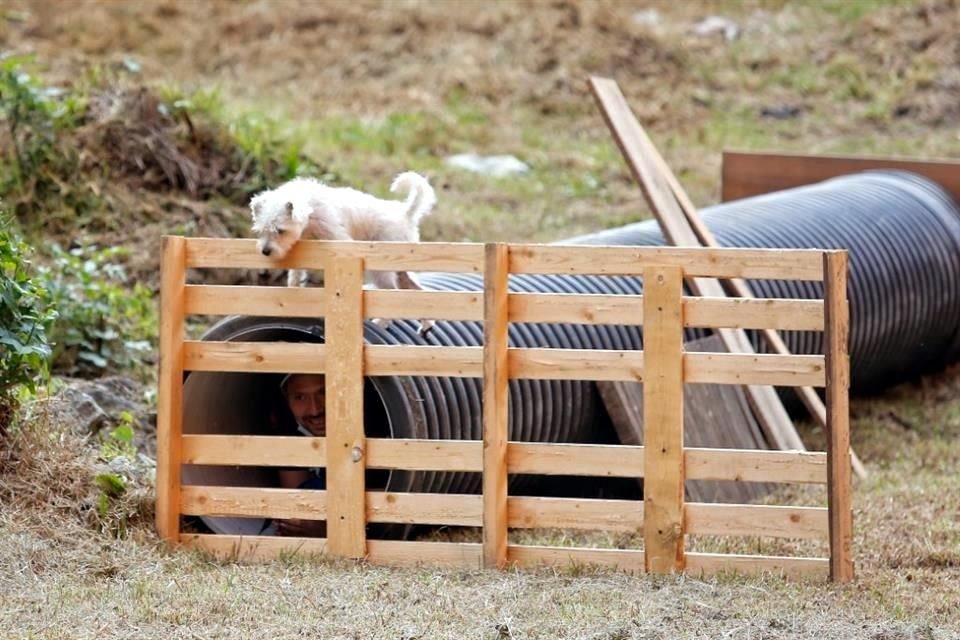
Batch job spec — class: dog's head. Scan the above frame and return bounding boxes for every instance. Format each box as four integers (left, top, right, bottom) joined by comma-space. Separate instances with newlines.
250, 191, 307, 260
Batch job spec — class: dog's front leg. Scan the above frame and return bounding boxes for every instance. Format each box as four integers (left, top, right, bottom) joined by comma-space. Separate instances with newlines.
287, 268, 308, 287
397, 271, 435, 336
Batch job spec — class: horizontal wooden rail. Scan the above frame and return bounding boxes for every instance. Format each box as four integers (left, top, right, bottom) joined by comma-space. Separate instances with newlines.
185, 285, 824, 332
509, 245, 824, 280
685, 503, 828, 539
185, 238, 485, 273
685, 448, 827, 484
181, 486, 326, 520
509, 496, 643, 531
182, 533, 830, 577
180, 437, 829, 485
183, 341, 326, 374
508, 545, 646, 572
685, 552, 829, 578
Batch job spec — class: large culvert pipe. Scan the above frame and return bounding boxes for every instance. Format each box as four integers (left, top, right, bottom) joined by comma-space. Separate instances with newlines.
566, 170, 960, 391
183, 169, 960, 535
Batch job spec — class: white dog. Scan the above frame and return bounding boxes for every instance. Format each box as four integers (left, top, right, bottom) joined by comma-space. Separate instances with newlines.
250, 172, 437, 334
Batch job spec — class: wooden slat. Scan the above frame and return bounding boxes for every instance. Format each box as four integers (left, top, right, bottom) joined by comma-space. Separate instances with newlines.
182, 533, 328, 562
156, 236, 187, 543
365, 345, 482, 377
182, 435, 327, 467
184, 286, 483, 322
508, 497, 643, 532
510, 347, 643, 381
483, 243, 510, 570
324, 256, 366, 559
588, 75, 807, 455
685, 448, 827, 484
824, 251, 855, 583
685, 552, 829, 578
686, 297, 824, 331
180, 486, 326, 520
507, 348, 824, 386
366, 540, 483, 568
508, 545, 646, 572
367, 492, 481, 526
367, 438, 482, 471
507, 442, 645, 477
184, 284, 326, 317
721, 150, 960, 204
509, 244, 823, 281
642, 265, 685, 574
685, 352, 825, 387
685, 503, 828, 539
185, 238, 485, 272
365, 289, 482, 321
509, 293, 824, 331
183, 340, 326, 373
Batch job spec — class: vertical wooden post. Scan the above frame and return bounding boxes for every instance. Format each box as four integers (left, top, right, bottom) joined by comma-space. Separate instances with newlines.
824, 251, 854, 582
156, 236, 187, 543
483, 243, 510, 569
324, 255, 367, 558
642, 265, 685, 574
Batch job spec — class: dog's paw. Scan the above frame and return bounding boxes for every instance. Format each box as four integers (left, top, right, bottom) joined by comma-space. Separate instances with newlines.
416, 319, 435, 337
371, 317, 393, 331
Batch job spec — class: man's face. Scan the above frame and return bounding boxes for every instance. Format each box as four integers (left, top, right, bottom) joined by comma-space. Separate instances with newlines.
284, 374, 326, 437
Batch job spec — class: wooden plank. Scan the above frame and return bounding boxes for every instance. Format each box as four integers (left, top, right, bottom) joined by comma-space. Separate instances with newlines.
508, 545, 646, 573
685, 448, 827, 484
367, 438, 482, 472
510, 347, 644, 381
824, 251, 855, 583
588, 75, 807, 455
183, 284, 326, 317
642, 265, 685, 574
507, 442, 645, 477
508, 497, 643, 532
184, 342, 483, 377
365, 344, 482, 377
183, 340, 326, 373
156, 236, 187, 543
509, 293, 824, 331
323, 255, 367, 559
182, 533, 328, 562
182, 434, 327, 467
509, 244, 823, 281
685, 552, 829, 578
483, 243, 510, 569
365, 289, 482, 321
366, 540, 482, 568
367, 492, 481, 527
684, 352, 825, 387
721, 149, 960, 204
685, 503, 828, 540
180, 486, 327, 520
184, 285, 482, 322
185, 238, 484, 273
507, 348, 824, 386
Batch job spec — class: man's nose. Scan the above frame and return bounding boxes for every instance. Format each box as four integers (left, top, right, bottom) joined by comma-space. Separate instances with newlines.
308, 397, 322, 413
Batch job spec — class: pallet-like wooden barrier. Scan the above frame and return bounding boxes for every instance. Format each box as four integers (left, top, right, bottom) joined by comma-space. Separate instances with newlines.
156, 237, 854, 582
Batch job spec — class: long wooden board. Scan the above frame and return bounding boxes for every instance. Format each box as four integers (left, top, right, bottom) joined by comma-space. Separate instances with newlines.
721, 150, 960, 204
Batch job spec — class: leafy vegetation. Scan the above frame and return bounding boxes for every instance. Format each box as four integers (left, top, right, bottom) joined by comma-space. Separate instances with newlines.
0, 219, 56, 432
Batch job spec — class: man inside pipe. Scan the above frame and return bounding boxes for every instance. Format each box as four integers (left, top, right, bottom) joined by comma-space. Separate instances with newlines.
264, 372, 328, 537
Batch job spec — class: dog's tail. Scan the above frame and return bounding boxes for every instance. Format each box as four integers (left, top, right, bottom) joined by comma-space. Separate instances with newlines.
390, 172, 436, 224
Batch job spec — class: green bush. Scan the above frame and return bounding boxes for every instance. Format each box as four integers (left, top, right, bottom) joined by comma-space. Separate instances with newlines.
0, 220, 56, 429
40, 244, 156, 378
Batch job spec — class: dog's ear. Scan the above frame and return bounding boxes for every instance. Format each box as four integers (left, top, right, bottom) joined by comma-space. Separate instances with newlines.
288, 201, 313, 225
249, 195, 264, 220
